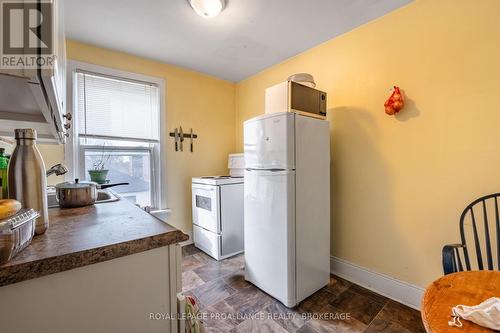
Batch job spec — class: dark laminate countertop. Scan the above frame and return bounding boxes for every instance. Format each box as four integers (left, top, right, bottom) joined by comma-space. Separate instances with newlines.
0, 198, 188, 287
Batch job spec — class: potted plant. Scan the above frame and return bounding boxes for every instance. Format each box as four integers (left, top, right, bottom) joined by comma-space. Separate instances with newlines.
88, 147, 111, 184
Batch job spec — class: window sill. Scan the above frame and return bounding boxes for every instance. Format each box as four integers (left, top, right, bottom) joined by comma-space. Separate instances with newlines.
149, 209, 172, 223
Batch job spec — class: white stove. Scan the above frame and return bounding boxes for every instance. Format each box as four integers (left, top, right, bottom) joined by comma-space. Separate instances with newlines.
191, 175, 244, 260
192, 175, 243, 186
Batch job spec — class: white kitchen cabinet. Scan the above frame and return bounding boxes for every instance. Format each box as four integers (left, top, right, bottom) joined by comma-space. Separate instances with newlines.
0, 0, 69, 143
0, 245, 183, 333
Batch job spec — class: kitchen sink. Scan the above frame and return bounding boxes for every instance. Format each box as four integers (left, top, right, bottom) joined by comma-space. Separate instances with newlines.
47, 189, 119, 208
95, 190, 119, 203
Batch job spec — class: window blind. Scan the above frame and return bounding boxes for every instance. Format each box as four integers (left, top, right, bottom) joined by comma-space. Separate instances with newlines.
77, 71, 160, 142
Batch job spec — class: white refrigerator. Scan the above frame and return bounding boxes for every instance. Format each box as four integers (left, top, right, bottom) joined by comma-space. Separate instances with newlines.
244, 112, 330, 307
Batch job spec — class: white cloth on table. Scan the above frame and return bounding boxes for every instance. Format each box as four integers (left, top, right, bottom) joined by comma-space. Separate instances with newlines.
448, 297, 500, 330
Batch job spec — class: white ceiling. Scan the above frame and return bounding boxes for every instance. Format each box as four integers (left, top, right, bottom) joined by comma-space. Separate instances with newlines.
64, 0, 412, 82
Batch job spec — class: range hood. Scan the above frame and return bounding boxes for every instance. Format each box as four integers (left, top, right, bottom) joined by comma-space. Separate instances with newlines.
0, 0, 69, 144
0, 73, 67, 143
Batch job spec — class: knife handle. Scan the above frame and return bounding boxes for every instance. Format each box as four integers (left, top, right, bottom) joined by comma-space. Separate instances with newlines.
191, 142, 193, 152
175, 142, 178, 151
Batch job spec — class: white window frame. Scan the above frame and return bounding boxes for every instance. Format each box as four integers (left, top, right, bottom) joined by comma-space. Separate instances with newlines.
64, 60, 167, 210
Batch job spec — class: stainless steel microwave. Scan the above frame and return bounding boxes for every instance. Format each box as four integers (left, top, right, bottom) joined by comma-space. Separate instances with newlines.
265, 81, 327, 119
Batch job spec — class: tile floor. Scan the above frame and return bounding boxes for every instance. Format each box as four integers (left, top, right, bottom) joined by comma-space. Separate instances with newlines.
182, 245, 425, 333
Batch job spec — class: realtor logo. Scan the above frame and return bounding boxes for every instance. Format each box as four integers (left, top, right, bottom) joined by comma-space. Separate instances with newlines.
1, 0, 54, 68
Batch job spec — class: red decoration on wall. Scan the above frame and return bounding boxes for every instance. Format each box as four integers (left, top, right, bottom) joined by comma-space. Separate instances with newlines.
384, 86, 404, 115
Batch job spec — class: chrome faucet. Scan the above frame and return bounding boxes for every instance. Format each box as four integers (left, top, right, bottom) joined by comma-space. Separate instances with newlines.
46, 163, 69, 177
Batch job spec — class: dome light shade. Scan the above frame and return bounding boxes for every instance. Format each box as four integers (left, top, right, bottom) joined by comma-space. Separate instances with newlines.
189, 0, 225, 18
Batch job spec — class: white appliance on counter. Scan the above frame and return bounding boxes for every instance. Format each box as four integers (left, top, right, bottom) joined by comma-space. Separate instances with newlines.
192, 176, 244, 260
244, 112, 330, 307
228, 153, 245, 177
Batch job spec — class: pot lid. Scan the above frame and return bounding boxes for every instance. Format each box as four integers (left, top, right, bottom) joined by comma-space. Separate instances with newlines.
55, 178, 96, 189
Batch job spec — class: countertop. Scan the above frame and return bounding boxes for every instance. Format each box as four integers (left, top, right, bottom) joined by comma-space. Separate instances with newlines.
0, 199, 188, 287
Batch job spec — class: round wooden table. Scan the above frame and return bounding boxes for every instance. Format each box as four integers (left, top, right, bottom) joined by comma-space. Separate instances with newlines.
421, 271, 500, 333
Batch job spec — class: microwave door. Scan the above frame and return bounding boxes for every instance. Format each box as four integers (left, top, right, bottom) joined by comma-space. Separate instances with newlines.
290, 81, 327, 118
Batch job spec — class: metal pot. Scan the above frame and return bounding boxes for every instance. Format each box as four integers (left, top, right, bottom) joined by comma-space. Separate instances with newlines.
55, 179, 129, 208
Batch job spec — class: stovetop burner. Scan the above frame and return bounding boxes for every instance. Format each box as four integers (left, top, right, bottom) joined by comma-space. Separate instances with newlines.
193, 175, 244, 185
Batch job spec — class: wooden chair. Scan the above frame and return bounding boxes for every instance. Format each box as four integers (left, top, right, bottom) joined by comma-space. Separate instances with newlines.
443, 193, 500, 274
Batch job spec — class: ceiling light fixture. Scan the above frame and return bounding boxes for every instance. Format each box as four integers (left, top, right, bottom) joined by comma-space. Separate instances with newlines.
189, 0, 225, 18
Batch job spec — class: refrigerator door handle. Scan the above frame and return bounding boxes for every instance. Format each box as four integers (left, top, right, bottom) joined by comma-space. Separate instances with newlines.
245, 169, 296, 177
246, 168, 287, 172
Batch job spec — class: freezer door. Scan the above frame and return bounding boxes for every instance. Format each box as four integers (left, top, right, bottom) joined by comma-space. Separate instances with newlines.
244, 169, 296, 307
244, 113, 295, 170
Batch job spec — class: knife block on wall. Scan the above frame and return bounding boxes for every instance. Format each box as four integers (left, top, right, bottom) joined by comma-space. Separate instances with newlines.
169, 127, 198, 152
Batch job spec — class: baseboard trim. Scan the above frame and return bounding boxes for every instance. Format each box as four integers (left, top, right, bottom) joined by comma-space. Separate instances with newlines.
330, 256, 424, 310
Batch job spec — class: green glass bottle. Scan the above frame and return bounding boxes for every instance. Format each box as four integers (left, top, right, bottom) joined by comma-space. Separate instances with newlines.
0, 148, 8, 199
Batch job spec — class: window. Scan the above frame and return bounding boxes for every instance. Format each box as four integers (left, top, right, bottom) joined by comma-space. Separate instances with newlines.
77, 72, 160, 141
69, 64, 164, 209
82, 144, 154, 207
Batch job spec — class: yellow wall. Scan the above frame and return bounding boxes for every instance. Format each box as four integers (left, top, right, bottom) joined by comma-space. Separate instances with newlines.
38, 145, 64, 180
236, 0, 500, 287
40, 40, 236, 234
38, 0, 500, 288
